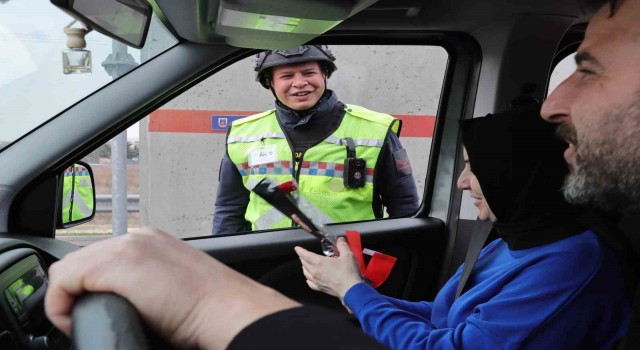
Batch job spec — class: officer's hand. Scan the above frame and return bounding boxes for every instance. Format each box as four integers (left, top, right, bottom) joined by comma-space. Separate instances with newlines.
294, 238, 364, 300
45, 227, 299, 350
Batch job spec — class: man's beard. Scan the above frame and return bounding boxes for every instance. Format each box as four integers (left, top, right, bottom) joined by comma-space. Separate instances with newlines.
559, 97, 640, 212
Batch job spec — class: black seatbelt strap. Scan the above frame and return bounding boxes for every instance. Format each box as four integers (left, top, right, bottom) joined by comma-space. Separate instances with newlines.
455, 220, 494, 299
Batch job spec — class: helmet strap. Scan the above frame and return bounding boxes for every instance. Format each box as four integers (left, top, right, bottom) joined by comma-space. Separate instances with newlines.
321, 66, 328, 90
269, 86, 279, 101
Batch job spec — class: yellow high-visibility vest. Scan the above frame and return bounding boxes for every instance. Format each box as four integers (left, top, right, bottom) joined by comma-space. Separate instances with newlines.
227, 104, 400, 230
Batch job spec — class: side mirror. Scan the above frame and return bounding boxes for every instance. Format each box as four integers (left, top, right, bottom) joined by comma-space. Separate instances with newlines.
50, 0, 152, 49
58, 161, 96, 228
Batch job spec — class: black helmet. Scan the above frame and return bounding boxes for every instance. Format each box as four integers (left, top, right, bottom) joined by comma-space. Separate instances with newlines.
254, 45, 337, 89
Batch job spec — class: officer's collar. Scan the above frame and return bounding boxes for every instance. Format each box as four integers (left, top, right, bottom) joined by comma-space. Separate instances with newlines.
275, 90, 338, 128
276, 89, 333, 115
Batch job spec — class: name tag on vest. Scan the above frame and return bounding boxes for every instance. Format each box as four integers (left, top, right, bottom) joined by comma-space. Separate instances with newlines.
249, 145, 278, 167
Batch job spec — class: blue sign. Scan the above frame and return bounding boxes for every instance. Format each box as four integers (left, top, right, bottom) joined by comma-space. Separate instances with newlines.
212, 115, 245, 131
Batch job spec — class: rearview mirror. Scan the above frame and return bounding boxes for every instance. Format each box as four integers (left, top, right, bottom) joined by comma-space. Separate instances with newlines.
58, 161, 96, 228
51, 0, 152, 49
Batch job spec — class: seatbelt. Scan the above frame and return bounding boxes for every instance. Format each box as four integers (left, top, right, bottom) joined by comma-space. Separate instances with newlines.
455, 220, 494, 299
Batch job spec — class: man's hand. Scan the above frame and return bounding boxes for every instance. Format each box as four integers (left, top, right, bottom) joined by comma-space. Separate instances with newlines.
45, 227, 299, 350
294, 237, 364, 300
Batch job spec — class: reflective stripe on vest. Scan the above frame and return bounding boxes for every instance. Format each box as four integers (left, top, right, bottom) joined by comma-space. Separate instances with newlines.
234, 160, 375, 183
227, 104, 397, 230
227, 132, 287, 144
234, 161, 293, 177
62, 190, 92, 217
254, 207, 287, 230
323, 135, 384, 148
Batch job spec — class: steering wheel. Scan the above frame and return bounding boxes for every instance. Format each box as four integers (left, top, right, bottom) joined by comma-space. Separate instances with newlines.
72, 293, 147, 350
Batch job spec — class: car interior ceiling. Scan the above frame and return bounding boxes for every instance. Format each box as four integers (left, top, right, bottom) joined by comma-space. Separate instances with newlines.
155, 0, 602, 45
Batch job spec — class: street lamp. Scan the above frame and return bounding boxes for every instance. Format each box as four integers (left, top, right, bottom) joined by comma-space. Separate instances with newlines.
102, 41, 138, 235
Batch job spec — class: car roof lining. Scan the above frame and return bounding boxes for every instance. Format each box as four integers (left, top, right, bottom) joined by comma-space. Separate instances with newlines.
154, 0, 605, 45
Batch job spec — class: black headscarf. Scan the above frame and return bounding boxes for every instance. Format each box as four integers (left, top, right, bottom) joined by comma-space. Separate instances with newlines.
460, 104, 585, 250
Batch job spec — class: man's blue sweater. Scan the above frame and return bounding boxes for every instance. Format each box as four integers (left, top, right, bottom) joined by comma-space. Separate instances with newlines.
343, 230, 630, 349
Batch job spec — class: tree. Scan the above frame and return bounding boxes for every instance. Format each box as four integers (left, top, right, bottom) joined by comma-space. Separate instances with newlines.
127, 141, 139, 160
96, 142, 112, 158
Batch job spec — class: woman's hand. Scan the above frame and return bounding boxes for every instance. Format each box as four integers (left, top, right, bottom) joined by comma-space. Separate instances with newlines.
294, 237, 364, 300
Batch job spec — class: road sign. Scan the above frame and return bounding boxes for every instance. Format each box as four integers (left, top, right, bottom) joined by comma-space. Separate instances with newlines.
212, 115, 245, 131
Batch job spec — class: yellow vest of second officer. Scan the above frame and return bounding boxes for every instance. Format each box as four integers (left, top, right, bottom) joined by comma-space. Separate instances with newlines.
61, 165, 94, 224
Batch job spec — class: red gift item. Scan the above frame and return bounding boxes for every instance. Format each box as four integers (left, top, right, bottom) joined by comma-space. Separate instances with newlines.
345, 230, 397, 288
277, 181, 298, 193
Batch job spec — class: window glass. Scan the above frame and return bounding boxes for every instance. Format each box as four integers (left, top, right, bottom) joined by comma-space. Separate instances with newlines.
459, 51, 578, 221
57, 141, 141, 246
60, 45, 449, 242
0, 0, 177, 152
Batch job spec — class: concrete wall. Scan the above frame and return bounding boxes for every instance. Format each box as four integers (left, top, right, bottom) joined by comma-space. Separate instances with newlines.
139, 45, 448, 238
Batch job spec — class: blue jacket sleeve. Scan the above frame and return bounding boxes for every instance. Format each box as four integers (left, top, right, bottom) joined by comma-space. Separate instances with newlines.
343, 240, 624, 350
212, 153, 250, 235
346, 283, 434, 320
376, 130, 420, 217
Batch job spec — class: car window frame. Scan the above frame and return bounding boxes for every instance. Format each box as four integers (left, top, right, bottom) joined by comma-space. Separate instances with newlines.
6, 32, 481, 244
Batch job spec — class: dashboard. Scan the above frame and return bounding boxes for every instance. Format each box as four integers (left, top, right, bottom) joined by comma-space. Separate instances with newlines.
0, 246, 69, 350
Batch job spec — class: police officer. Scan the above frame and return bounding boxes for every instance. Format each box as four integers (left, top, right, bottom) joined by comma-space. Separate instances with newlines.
212, 45, 419, 234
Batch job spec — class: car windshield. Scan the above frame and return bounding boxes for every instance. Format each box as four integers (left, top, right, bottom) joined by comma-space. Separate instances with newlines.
0, 0, 178, 152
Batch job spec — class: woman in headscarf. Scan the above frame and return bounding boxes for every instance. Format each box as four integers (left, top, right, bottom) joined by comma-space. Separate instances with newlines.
294, 105, 631, 349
